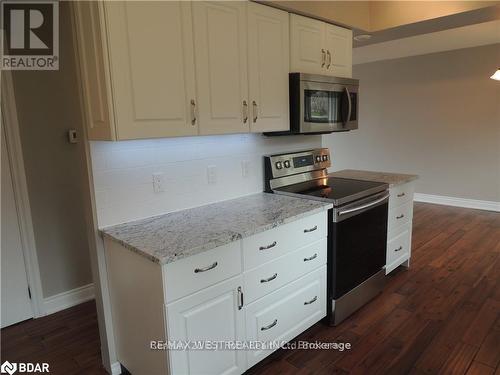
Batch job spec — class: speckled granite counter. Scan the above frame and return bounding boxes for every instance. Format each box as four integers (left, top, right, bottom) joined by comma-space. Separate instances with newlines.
101, 193, 332, 265
329, 170, 418, 187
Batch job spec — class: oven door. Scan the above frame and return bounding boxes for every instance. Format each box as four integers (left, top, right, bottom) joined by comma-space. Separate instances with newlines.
329, 192, 388, 299
300, 80, 358, 133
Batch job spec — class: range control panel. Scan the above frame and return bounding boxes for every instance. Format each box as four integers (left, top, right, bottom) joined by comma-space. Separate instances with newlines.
265, 148, 331, 179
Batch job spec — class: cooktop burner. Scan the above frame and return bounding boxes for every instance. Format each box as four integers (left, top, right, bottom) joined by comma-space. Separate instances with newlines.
275, 177, 387, 206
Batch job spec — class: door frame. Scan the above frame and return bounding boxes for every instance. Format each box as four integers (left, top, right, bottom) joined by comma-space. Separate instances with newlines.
1, 70, 44, 318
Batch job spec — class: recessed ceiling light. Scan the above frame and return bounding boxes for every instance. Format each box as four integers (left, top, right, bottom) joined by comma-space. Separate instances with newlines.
490, 68, 500, 81
354, 34, 372, 42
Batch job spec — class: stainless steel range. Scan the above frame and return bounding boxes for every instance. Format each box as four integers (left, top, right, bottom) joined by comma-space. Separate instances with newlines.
264, 148, 389, 325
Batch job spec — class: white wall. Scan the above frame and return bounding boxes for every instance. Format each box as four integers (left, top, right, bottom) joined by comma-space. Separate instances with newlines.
91, 134, 321, 227
324, 43, 500, 202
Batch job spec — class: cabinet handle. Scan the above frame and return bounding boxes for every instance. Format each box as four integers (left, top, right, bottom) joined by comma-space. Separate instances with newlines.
261, 319, 278, 331
396, 214, 405, 219
252, 100, 258, 123
321, 49, 326, 67
397, 192, 406, 197
194, 261, 218, 273
237, 286, 244, 310
243, 100, 248, 124
190, 99, 196, 126
259, 241, 277, 251
260, 273, 278, 283
304, 296, 318, 305
303, 253, 318, 262
395, 246, 403, 252
326, 50, 331, 69
304, 225, 318, 233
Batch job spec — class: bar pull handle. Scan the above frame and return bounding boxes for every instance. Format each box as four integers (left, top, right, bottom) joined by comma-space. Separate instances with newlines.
396, 214, 405, 219
243, 100, 248, 124
304, 253, 318, 262
395, 246, 403, 252
261, 319, 278, 331
190, 99, 196, 126
260, 273, 278, 283
326, 50, 331, 69
397, 192, 405, 197
321, 49, 326, 67
259, 241, 277, 251
194, 261, 218, 273
304, 225, 318, 233
252, 101, 258, 123
304, 296, 318, 305
237, 286, 244, 310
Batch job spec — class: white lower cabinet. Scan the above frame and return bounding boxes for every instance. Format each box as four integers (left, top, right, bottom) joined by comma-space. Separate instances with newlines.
105, 210, 329, 374
245, 266, 326, 367
386, 181, 415, 274
166, 276, 246, 375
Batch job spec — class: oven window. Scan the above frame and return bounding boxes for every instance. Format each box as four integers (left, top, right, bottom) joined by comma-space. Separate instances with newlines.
304, 90, 341, 123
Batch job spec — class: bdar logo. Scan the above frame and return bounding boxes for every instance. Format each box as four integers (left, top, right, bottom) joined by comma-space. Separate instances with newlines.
1, 1, 59, 70
0, 361, 17, 375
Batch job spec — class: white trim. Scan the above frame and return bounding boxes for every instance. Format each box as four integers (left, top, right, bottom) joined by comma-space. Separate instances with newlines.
1, 70, 45, 317
414, 193, 500, 212
110, 362, 122, 375
43, 283, 95, 316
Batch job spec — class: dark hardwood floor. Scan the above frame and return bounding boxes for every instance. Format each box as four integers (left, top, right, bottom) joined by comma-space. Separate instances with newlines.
2, 203, 499, 375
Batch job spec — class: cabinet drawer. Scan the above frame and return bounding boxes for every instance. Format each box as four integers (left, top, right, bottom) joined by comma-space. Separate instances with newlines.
388, 201, 412, 232
163, 241, 242, 303
243, 212, 327, 271
244, 238, 327, 303
387, 225, 410, 265
245, 266, 326, 367
389, 182, 414, 210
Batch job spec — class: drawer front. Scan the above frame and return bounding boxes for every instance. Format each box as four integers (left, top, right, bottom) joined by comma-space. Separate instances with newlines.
389, 182, 414, 210
243, 238, 327, 303
163, 241, 242, 303
245, 266, 326, 367
388, 201, 412, 232
243, 211, 327, 271
387, 225, 410, 265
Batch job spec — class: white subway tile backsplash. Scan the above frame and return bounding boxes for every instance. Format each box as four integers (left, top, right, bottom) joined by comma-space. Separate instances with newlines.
90, 134, 321, 227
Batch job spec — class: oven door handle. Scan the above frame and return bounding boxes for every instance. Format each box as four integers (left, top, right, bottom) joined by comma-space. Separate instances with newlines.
338, 194, 390, 216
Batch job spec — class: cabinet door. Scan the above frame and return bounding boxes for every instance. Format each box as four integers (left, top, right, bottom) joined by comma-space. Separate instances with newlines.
73, 1, 115, 140
247, 3, 289, 133
193, 1, 249, 135
324, 23, 352, 78
290, 14, 325, 75
166, 276, 246, 375
104, 1, 197, 139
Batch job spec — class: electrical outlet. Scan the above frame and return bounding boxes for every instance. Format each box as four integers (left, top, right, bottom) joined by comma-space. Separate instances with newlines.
207, 165, 217, 184
152, 172, 165, 193
241, 160, 250, 177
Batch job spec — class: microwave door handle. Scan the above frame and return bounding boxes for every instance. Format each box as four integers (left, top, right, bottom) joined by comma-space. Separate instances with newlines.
344, 87, 352, 124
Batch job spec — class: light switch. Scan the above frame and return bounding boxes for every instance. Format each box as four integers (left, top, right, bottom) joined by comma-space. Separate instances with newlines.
207, 165, 217, 184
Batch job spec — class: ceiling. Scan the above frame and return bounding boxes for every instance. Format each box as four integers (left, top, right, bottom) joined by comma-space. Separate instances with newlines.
262, 1, 500, 47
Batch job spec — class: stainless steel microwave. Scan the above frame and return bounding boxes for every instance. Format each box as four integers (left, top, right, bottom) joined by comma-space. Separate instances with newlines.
266, 73, 359, 135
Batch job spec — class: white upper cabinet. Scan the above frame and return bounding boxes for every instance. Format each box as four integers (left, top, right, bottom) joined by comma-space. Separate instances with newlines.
290, 14, 325, 75
324, 23, 353, 77
290, 14, 352, 78
192, 1, 249, 135
104, 1, 198, 139
247, 3, 289, 133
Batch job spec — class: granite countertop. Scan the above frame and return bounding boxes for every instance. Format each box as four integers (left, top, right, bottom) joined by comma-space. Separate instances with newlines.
329, 169, 418, 187
101, 193, 332, 265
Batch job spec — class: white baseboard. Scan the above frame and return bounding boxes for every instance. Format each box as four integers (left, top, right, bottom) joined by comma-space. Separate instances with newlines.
110, 362, 122, 375
414, 193, 500, 212
43, 283, 95, 316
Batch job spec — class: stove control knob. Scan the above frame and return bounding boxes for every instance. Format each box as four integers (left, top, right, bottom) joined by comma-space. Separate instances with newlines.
275, 161, 283, 170
322, 155, 328, 161
315, 155, 322, 163
284, 160, 291, 168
